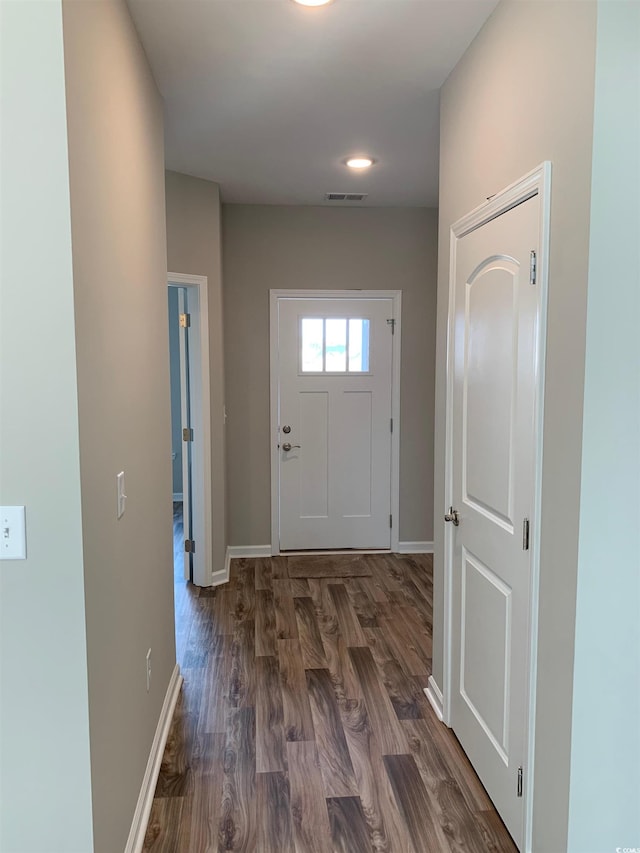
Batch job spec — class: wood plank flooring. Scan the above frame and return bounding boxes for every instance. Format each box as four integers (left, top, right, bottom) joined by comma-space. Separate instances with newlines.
144, 541, 517, 852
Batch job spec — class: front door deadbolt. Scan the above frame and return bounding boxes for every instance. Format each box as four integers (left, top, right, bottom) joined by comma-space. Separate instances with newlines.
444, 506, 460, 526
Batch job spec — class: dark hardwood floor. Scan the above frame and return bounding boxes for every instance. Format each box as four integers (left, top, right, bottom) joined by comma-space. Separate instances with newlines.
144, 528, 517, 852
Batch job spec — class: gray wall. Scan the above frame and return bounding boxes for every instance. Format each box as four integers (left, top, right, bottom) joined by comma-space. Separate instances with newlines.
165, 171, 228, 577
62, 1, 176, 850
568, 2, 640, 847
168, 287, 183, 496
434, 2, 597, 850
0, 3, 94, 849
222, 204, 438, 547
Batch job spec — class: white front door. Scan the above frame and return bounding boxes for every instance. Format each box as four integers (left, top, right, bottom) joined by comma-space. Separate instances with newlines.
449, 195, 540, 849
275, 296, 395, 551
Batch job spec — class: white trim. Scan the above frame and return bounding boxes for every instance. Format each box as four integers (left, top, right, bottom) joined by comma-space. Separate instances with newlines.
389, 295, 401, 553
442, 162, 551, 853
269, 295, 280, 556
212, 567, 229, 586
211, 546, 232, 586
227, 544, 273, 559
425, 676, 444, 721
398, 541, 434, 554
124, 664, 183, 853
443, 208, 457, 729
168, 273, 212, 588
226, 543, 431, 560
176, 286, 190, 583
172, 492, 183, 503
269, 289, 402, 555
524, 163, 551, 853
282, 549, 390, 556
228, 545, 397, 558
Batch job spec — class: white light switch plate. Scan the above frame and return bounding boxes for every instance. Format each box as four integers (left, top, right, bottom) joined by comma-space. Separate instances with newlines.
117, 472, 126, 519
1, 506, 26, 560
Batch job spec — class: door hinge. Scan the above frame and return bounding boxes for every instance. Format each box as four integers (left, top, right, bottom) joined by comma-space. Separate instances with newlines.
390, 418, 393, 434
529, 251, 537, 285
184, 539, 195, 554
386, 318, 396, 334
389, 514, 393, 528
517, 766, 523, 797
522, 518, 530, 551
182, 427, 193, 442
179, 312, 191, 328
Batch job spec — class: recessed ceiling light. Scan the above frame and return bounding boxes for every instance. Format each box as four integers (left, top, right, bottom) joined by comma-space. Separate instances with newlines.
293, 0, 333, 6
346, 157, 374, 170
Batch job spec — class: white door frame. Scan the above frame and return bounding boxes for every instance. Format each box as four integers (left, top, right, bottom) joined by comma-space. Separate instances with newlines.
168, 272, 212, 588
269, 289, 402, 555
442, 163, 551, 853
176, 286, 191, 580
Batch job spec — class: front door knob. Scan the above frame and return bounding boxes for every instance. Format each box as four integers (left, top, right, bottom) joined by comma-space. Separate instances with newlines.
444, 506, 460, 526
282, 442, 301, 452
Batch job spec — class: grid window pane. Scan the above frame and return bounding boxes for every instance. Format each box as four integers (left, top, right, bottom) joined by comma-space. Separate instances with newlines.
300, 317, 369, 373
325, 319, 347, 372
348, 319, 370, 372
301, 318, 324, 372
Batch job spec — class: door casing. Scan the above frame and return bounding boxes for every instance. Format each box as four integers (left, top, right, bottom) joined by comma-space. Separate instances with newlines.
442, 163, 551, 853
168, 272, 213, 587
269, 289, 402, 555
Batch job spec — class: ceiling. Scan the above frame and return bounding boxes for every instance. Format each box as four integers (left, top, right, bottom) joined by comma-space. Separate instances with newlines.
127, 0, 498, 207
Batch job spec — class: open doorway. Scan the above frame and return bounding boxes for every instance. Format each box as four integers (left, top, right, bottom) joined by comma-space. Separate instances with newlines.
168, 285, 190, 581
167, 273, 212, 589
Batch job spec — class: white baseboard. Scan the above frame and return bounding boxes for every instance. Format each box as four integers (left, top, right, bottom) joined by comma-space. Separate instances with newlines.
398, 541, 434, 554
211, 567, 229, 586
424, 675, 444, 721
210, 548, 232, 587
172, 492, 183, 502
279, 549, 390, 556
227, 543, 433, 557
125, 664, 183, 853
227, 544, 272, 559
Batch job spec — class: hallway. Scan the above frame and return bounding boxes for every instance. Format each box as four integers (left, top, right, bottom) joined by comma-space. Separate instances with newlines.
144, 553, 516, 852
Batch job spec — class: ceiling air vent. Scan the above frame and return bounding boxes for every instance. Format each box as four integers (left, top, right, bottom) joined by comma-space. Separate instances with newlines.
325, 192, 368, 202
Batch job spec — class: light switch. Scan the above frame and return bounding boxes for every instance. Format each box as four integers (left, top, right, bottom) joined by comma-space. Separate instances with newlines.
117, 472, 127, 519
1, 506, 26, 560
